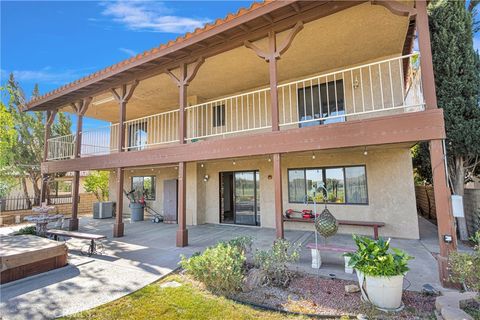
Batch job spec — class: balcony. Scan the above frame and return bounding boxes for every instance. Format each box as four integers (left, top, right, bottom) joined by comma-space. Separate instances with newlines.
46, 54, 424, 161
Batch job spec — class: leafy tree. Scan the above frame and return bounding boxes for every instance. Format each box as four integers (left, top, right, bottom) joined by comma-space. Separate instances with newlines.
0, 73, 72, 205
84, 171, 110, 202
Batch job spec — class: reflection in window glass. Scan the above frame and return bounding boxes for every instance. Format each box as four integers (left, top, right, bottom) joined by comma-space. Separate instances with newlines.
288, 170, 305, 203
306, 169, 323, 203
345, 166, 368, 204
325, 168, 345, 203
131, 176, 156, 200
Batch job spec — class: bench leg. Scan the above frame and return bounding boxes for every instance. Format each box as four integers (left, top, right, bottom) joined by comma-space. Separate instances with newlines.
373, 226, 379, 240
89, 239, 95, 256
311, 248, 322, 269
344, 256, 353, 274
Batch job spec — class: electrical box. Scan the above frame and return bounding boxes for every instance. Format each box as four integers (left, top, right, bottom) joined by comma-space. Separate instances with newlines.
451, 195, 464, 218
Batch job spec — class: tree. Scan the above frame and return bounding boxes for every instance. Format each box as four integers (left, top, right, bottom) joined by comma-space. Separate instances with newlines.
0, 73, 72, 205
84, 171, 110, 202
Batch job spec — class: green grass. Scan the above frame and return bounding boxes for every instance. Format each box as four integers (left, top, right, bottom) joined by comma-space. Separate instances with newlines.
60, 274, 306, 320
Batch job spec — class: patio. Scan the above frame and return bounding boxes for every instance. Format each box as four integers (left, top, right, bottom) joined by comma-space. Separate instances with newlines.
0, 216, 456, 320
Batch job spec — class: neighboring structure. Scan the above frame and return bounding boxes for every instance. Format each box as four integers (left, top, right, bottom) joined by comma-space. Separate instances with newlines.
25, 1, 457, 285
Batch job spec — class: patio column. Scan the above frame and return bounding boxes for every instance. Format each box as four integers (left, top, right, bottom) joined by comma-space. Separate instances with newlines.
245, 21, 303, 131
273, 153, 284, 238
69, 98, 91, 231
111, 81, 139, 237
417, 1, 458, 287
167, 58, 204, 143
40, 109, 57, 204
176, 161, 188, 247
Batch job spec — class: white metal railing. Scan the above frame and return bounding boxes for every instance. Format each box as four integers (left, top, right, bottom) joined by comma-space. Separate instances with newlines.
124, 109, 179, 150
185, 88, 271, 141
47, 134, 75, 161
46, 54, 424, 160
80, 124, 119, 157
278, 53, 424, 128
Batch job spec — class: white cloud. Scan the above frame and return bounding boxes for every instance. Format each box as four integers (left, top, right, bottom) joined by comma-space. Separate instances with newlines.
1, 67, 92, 85
100, 1, 210, 33
119, 47, 137, 57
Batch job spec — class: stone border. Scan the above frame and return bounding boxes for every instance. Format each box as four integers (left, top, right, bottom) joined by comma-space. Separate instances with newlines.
435, 291, 477, 320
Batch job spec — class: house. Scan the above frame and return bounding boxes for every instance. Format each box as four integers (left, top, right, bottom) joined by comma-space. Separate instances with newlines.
25, 1, 457, 284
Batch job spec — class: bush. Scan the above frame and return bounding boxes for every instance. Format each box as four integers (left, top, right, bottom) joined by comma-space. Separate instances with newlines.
220, 236, 253, 254
449, 231, 480, 293
84, 171, 109, 202
254, 239, 300, 287
16, 225, 36, 235
345, 235, 412, 277
180, 239, 246, 294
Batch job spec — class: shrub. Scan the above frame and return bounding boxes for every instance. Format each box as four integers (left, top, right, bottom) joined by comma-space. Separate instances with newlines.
254, 239, 300, 287
220, 236, 253, 254
16, 225, 36, 235
84, 171, 109, 202
345, 235, 413, 277
449, 232, 480, 293
180, 239, 246, 294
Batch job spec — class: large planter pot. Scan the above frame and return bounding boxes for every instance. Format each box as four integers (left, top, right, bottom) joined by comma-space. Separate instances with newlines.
93, 202, 115, 219
364, 274, 404, 310
129, 203, 144, 222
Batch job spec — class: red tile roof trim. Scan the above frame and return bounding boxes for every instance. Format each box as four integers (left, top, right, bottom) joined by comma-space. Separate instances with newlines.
27, 0, 272, 108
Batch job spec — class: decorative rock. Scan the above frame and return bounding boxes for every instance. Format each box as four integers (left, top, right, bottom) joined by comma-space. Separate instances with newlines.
345, 284, 360, 293
441, 306, 473, 320
242, 268, 266, 292
160, 281, 182, 288
436, 296, 461, 311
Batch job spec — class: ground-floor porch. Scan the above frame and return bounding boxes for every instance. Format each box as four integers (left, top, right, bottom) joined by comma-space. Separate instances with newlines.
0, 215, 462, 320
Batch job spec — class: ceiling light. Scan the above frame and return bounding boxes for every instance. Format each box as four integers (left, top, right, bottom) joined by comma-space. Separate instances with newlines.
268, 156, 272, 162
363, 146, 368, 156
312, 152, 316, 160
92, 96, 115, 106
200, 163, 204, 168
232, 160, 236, 165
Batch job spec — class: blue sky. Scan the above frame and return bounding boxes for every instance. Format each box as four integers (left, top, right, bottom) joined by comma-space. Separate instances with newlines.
1, 1, 479, 132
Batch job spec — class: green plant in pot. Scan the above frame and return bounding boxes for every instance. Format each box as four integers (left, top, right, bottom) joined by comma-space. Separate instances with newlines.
344, 235, 413, 311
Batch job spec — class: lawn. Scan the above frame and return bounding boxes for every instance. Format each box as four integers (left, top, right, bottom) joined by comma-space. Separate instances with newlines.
60, 274, 307, 320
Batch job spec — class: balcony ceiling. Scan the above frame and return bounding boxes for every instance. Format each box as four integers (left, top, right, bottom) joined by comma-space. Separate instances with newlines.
70, 2, 411, 123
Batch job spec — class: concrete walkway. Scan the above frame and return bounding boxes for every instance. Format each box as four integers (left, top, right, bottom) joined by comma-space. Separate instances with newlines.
0, 216, 462, 320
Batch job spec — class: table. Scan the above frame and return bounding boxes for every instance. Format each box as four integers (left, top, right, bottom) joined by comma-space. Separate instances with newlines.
24, 213, 64, 237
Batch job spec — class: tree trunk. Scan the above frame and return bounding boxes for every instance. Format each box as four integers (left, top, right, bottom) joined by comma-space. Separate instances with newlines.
452, 156, 469, 240
29, 172, 42, 206
20, 177, 32, 209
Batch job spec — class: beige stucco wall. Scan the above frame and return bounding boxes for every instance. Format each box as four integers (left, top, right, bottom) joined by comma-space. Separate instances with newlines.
110, 147, 419, 239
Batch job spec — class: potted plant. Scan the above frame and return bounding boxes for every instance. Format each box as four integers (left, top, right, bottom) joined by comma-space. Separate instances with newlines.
124, 189, 145, 222
84, 171, 114, 219
345, 235, 413, 311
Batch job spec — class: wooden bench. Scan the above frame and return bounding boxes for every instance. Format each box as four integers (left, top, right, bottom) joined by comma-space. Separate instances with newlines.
305, 243, 356, 272
282, 217, 385, 239
47, 229, 106, 256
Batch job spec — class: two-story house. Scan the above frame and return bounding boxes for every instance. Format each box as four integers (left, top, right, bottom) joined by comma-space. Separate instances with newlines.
25, 1, 457, 285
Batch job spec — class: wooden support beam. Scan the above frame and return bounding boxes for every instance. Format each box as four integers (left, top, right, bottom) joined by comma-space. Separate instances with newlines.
430, 139, 457, 287
245, 21, 303, 131
176, 162, 188, 247
114, 167, 124, 237
273, 153, 284, 238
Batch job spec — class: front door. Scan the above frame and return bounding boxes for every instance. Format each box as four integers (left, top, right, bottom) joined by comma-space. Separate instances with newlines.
220, 171, 260, 226
163, 179, 178, 224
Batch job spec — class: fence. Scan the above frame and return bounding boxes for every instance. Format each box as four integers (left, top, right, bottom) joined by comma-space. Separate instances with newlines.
0, 195, 73, 213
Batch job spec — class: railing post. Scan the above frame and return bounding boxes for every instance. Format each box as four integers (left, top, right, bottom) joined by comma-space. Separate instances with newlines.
40, 110, 57, 204
111, 81, 138, 237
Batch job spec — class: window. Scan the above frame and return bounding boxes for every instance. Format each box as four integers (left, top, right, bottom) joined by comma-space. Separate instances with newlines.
131, 176, 156, 200
287, 166, 368, 204
128, 121, 147, 151
297, 79, 345, 127
212, 104, 225, 127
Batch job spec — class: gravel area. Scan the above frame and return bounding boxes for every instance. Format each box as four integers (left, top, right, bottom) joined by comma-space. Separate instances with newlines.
234, 274, 437, 319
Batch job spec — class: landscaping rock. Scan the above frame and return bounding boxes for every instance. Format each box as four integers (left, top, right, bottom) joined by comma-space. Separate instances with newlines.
436, 292, 478, 312
345, 284, 360, 293
160, 281, 182, 288
242, 268, 266, 292
440, 306, 473, 320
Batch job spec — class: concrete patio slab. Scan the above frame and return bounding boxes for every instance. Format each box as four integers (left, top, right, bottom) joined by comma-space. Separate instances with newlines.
0, 216, 462, 320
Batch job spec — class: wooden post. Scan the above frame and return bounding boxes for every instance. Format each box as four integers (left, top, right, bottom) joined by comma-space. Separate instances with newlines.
273, 153, 284, 238
430, 139, 457, 287
40, 110, 57, 204
416, 0, 437, 109
176, 162, 188, 247
111, 81, 138, 237
70, 98, 91, 231
245, 21, 303, 131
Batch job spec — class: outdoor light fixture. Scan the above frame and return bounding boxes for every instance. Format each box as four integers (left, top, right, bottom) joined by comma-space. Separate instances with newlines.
363, 146, 368, 156
268, 156, 272, 162
203, 174, 209, 182
233, 160, 236, 165
175, 166, 178, 170
200, 163, 204, 168
312, 152, 316, 160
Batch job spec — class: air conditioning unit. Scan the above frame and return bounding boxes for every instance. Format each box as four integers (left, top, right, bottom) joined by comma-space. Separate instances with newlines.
93, 202, 115, 219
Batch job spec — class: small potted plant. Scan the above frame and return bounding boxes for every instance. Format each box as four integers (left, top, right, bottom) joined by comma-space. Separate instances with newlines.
84, 171, 114, 219
345, 235, 413, 311
124, 189, 145, 222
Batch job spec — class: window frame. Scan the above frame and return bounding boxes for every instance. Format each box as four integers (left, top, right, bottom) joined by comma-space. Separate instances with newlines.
287, 165, 368, 205
130, 175, 156, 201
